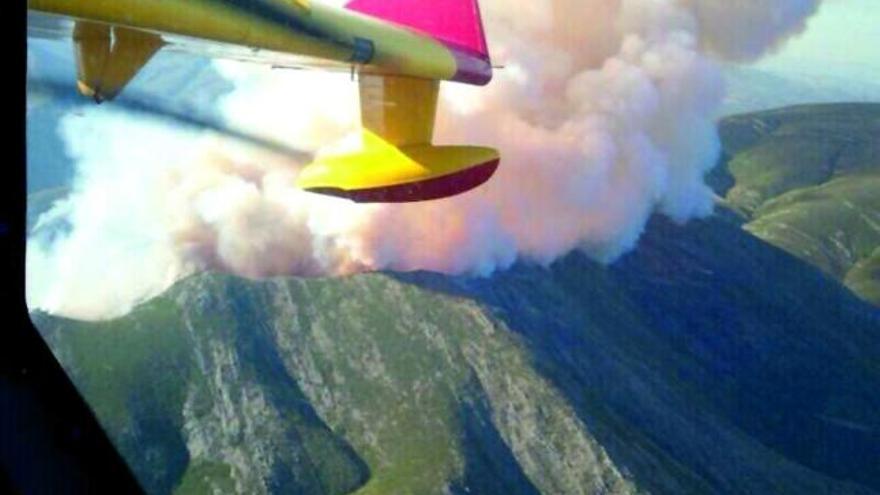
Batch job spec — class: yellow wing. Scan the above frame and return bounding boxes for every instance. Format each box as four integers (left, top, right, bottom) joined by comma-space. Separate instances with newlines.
27, 0, 498, 202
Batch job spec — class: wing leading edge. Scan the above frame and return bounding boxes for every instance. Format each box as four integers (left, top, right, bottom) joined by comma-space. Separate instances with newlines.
28, 0, 493, 97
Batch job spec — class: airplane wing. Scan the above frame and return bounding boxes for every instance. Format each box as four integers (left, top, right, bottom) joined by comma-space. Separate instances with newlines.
26, 10, 349, 74
27, 0, 498, 203
27, 0, 492, 95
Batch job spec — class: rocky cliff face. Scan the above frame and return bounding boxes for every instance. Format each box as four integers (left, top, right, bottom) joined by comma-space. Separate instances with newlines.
33, 211, 880, 494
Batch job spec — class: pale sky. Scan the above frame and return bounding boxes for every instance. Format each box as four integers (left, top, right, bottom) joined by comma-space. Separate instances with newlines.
756, 0, 880, 81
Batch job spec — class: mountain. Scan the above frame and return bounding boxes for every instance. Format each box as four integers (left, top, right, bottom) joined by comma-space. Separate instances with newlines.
711, 103, 880, 305
28, 104, 880, 494
33, 209, 880, 494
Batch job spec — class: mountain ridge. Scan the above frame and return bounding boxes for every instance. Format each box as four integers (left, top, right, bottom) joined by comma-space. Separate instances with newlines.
26, 102, 880, 494
33, 211, 880, 494
712, 103, 880, 305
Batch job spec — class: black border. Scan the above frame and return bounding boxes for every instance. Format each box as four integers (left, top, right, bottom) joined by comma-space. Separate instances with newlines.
2, 4, 144, 493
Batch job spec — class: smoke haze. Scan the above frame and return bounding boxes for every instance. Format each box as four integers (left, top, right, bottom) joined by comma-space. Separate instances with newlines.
27, 0, 825, 319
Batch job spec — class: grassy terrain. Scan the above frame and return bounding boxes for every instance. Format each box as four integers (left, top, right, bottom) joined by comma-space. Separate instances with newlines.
715, 103, 880, 305
846, 248, 880, 305
33, 278, 371, 495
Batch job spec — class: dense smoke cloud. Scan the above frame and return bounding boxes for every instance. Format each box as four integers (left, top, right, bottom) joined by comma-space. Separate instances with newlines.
685, 0, 822, 60
27, 0, 825, 319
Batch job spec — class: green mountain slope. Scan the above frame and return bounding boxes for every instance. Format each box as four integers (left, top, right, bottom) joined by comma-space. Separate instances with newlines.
33, 213, 880, 494
713, 103, 880, 305
34, 287, 370, 495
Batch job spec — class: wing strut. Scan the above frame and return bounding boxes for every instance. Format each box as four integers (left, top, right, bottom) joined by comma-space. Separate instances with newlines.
73, 22, 163, 103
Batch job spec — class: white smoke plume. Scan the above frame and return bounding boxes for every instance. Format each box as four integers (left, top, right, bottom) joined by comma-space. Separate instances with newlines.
27, 0, 824, 319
